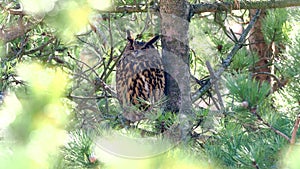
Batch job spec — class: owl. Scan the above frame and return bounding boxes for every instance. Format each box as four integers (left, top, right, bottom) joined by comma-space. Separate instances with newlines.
116, 31, 165, 122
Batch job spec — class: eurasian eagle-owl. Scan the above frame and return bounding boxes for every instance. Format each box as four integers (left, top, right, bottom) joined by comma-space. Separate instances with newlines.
116, 31, 165, 122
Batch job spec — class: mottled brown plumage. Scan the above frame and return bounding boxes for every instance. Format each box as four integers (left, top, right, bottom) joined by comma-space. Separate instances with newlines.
116, 32, 165, 122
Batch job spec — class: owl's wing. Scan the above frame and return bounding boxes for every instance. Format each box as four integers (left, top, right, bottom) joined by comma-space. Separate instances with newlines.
116, 48, 165, 121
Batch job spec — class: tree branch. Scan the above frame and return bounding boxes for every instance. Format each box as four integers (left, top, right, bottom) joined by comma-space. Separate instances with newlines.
0, 21, 34, 43
290, 114, 300, 144
192, 9, 262, 102
206, 61, 225, 111
97, 1, 300, 14
251, 108, 290, 142
192, 0, 300, 13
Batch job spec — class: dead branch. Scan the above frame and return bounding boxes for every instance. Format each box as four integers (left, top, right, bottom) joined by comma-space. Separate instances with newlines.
290, 114, 300, 144
206, 61, 225, 111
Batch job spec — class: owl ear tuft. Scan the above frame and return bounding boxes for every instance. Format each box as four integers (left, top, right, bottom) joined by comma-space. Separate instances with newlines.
127, 30, 134, 49
142, 35, 160, 49
127, 37, 134, 48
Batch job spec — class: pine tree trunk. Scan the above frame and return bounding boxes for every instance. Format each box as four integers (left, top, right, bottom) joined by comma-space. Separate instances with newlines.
248, 9, 272, 84
160, 0, 192, 115
248, 9, 289, 91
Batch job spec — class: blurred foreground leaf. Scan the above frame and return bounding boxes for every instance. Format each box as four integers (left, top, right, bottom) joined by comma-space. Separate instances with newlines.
0, 62, 69, 169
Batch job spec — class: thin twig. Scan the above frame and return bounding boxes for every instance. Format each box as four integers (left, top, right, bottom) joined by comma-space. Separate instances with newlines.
191, 75, 214, 108
100, 14, 113, 81
24, 37, 56, 55
290, 114, 300, 144
251, 108, 290, 142
67, 94, 111, 100
68, 52, 100, 77
252, 72, 283, 88
67, 52, 117, 97
252, 160, 259, 169
285, 114, 300, 157
206, 61, 225, 111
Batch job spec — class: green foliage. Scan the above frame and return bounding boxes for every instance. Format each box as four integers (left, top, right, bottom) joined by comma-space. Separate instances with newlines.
206, 128, 284, 168
153, 111, 177, 131
279, 35, 300, 100
211, 35, 234, 55
271, 88, 299, 118
229, 49, 259, 71
57, 130, 102, 169
189, 18, 215, 77
224, 72, 270, 108
205, 108, 291, 169
0, 63, 69, 169
273, 21, 300, 117
262, 9, 291, 44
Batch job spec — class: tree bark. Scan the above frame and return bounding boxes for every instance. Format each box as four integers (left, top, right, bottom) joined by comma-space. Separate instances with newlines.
249, 9, 272, 84
160, 0, 191, 113
160, 0, 193, 139
249, 9, 289, 91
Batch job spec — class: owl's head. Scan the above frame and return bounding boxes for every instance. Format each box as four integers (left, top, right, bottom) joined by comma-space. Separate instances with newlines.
125, 30, 160, 52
